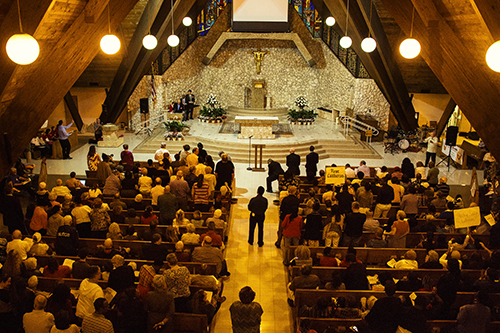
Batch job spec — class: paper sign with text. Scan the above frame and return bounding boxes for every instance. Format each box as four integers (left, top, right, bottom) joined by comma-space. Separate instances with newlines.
454, 206, 481, 229
325, 166, 346, 185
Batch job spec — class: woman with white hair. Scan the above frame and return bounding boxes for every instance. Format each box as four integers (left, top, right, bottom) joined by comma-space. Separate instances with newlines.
137, 168, 153, 197
387, 210, 410, 248
145, 275, 175, 333
180, 223, 200, 244
204, 209, 227, 238
164, 253, 191, 313
106, 222, 123, 240
108, 254, 135, 293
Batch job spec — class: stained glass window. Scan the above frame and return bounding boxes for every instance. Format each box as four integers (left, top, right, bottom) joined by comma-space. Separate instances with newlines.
198, 0, 231, 36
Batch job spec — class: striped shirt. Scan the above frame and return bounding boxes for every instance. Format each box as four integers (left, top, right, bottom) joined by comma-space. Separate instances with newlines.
82, 312, 114, 333
193, 183, 210, 205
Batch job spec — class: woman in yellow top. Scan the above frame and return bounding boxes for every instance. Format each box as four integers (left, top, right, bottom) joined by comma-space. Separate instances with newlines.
87, 145, 101, 171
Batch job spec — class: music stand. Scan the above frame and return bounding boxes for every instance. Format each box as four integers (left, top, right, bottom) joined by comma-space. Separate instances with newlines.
437, 142, 458, 171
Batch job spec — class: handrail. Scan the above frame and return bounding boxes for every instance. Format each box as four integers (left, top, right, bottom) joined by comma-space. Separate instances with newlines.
339, 115, 379, 136
134, 112, 166, 135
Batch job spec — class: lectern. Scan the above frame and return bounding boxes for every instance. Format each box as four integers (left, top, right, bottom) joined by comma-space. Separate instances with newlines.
252, 144, 266, 172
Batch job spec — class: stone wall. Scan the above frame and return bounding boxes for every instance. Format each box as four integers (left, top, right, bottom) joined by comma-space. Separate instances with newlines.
128, 7, 391, 131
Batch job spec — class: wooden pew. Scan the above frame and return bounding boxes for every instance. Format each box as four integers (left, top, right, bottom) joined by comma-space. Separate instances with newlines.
117, 210, 226, 222
294, 289, 500, 309
297, 318, 500, 333
42, 237, 200, 259
172, 313, 208, 333
117, 224, 224, 239
35, 255, 218, 276
290, 266, 483, 285
288, 246, 489, 266
358, 232, 489, 249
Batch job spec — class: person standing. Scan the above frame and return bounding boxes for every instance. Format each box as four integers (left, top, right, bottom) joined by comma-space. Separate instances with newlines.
120, 144, 134, 172
341, 202, 366, 247
184, 90, 195, 121
248, 186, 268, 247
266, 159, 284, 193
230, 286, 263, 333
424, 131, 439, 166
305, 145, 319, 182
57, 120, 73, 159
286, 148, 300, 176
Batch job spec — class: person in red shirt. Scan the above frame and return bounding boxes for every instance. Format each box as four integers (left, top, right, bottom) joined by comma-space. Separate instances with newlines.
282, 206, 303, 265
200, 221, 223, 248
319, 247, 338, 267
43, 257, 71, 278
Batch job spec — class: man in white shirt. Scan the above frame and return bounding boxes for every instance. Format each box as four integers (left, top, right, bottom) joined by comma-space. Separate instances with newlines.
186, 147, 200, 168
76, 266, 104, 321
424, 131, 439, 166
345, 164, 356, 178
6, 230, 33, 260
51, 179, 71, 196
355, 160, 371, 178
151, 178, 165, 208
154, 143, 171, 162
23, 295, 54, 333
57, 120, 73, 159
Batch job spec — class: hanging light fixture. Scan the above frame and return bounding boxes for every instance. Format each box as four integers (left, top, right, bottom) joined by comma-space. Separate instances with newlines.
325, 16, 336, 27
143, 2, 157, 50
399, 6, 421, 59
486, 41, 500, 72
167, 0, 179, 47
339, 0, 352, 49
361, 0, 376, 53
100, 4, 121, 54
183, 17, 192, 27
6, 0, 39, 65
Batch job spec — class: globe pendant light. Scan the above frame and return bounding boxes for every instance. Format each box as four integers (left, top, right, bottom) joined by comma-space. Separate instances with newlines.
183, 17, 192, 27
6, 0, 39, 65
340, 0, 351, 49
143, 34, 158, 50
361, 37, 376, 53
400, 6, 420, 59
325, 16, 336, 27
100, 4, 120, 54
361, 0, 377, 53
486, 41, 500, 72
167, 0, 179, 47
143, 3, 157, 50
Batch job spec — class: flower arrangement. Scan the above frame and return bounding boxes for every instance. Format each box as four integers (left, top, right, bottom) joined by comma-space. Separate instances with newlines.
198, 93, 227, 122
288, 96, 317, 124
163, 120, 190, 140
295, 96, 309, 109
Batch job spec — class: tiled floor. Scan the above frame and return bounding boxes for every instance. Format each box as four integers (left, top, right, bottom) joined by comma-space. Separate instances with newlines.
19, 121, 480, 333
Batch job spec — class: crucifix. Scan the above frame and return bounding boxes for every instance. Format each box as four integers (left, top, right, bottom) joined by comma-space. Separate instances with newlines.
248, 44, 270, 75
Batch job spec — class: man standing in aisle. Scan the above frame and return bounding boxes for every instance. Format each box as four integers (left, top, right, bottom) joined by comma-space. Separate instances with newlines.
248, 186, 268, 247
57, 120, 73, 159
424, 131, 439, 166
286, 148, 301, 176
184, 89, 195, 120
305, 145, 319, 182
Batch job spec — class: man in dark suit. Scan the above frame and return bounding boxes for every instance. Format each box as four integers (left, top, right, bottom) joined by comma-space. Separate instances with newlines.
248, 186, 268, 247
286, 148, 301, 176
173, 98, 184, 113
184, 90, 195, 120
266, 158, 284, 193
305, 145, 319, 182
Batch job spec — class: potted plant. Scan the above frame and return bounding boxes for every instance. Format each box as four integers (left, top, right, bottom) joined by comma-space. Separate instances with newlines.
288, 96, 317, 125
198, 94, 227, 123
163, 120, 190, 140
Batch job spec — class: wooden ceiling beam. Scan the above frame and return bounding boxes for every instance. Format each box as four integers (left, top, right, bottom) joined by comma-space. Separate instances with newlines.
103, 0, 197, 123
0, 0, 54, 105
410, 0, 439, 29
436, 98, 456, 137
0, 0, 138, 179
102, 0, 164, 121
469, 0, 500, 42
380, 0, 500, 161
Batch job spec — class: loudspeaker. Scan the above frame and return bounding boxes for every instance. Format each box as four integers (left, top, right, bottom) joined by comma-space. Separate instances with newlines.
446, 126, 459, 146
140, 98, 149, 114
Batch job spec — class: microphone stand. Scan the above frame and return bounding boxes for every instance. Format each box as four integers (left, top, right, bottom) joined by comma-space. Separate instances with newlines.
247, 135, 253, 171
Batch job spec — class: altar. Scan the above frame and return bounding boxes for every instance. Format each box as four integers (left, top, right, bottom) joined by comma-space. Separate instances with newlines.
235, 116, 279, 139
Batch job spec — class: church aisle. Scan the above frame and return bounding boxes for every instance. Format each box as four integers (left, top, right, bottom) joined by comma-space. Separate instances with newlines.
212, 183, 293, 332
